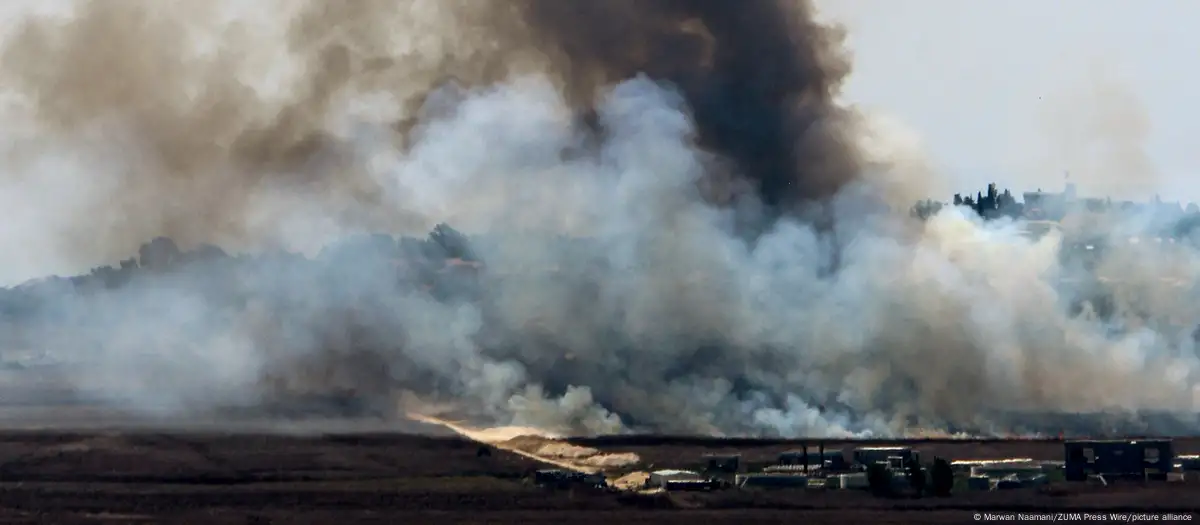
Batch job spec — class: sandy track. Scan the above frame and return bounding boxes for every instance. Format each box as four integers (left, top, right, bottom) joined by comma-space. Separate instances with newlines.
407, 413, 640, 474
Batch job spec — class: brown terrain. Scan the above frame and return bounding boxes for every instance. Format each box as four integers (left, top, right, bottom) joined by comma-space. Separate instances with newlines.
0, 408, 1196, 525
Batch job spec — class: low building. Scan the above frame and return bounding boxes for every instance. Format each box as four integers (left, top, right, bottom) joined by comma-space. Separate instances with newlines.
1064, 439, 1173, 481
776, 447, 849, 471
663, 478, 723, 491
953, 459, 1053, 479
702, 454, 742, 474
646, 469, 704, 489
950, 458, 1037, 473
853, 446, 919, 468
533, 469, 607, 490
960, 460, 1054, 491
1176, 454, 1200, 471
833, 472, 869, 489
967, 476, 992, 491
701, 454, 742, 485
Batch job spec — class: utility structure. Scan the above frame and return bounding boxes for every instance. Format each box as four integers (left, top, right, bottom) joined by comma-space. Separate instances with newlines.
533, 469, 607, 490
702, 454, 741, 474
1064, 439, 1173, 482
854, 446, 919, 470
774, 442, 849, 473
646, 469, 717, 491
701, 453, 742, 485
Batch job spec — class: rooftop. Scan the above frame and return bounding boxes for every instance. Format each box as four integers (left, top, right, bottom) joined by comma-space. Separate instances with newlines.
1064, 439, 1172, 444
650, 469, 700, 477
951, 458, 1035, 465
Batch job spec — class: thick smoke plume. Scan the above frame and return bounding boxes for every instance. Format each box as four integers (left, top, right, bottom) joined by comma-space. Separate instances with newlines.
0, 0, 1195, 439
510, 0, 859, 210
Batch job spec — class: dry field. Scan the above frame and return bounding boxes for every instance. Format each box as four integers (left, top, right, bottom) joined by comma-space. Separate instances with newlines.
0, 424, 1192, 524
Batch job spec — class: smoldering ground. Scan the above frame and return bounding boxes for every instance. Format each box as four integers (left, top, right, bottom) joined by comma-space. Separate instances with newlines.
0, 0, 1195, 438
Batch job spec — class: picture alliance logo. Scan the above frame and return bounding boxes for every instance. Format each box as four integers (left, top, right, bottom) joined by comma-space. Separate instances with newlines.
975, 513, 1195, 522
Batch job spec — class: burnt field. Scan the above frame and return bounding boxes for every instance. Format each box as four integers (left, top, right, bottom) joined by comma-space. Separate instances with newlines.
0, 429, 1195, 524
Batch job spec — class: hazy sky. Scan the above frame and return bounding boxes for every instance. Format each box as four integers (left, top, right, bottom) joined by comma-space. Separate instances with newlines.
817, 0, 1200, 202
0, 0, 1194, 205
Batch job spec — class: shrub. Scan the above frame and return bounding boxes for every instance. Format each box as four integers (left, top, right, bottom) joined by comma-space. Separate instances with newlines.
866, 463, 892, 496
907, 458, 927, 497
930, 457, 954, 497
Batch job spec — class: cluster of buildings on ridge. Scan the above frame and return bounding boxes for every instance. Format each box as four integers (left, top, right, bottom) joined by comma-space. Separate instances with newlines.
912, 182, 1199, 227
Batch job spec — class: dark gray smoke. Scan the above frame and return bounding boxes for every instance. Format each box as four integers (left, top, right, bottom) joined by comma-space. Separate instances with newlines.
0, 1, 1196, 439
510, 0, 859, 211
0, 0, 858, 270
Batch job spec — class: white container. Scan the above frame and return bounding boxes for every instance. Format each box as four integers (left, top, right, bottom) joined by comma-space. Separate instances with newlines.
838, 473, 869, 489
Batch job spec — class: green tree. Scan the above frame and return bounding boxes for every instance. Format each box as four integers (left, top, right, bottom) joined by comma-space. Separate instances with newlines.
138, 237, 181, 270
428, 223, 474, 261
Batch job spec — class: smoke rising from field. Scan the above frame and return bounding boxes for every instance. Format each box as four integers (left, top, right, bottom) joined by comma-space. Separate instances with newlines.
0, 0, 1196, 438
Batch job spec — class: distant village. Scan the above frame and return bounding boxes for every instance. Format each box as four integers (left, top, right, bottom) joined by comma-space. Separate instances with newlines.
911, 182, 1200, 240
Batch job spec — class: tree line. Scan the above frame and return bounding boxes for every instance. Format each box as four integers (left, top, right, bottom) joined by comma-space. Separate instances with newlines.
911, 183, 1200, 240
0, 222, 486, 320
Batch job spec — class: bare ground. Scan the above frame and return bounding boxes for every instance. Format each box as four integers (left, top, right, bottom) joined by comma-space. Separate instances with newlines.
0, 426, 1193, 524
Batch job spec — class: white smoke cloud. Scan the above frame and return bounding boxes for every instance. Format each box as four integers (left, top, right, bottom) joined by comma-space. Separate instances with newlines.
290, 73, 1200, 436
0, 0, 1198, 439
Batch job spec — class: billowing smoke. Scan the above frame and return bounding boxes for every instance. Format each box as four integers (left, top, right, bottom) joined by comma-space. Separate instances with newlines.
0, 0, 1196, 439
